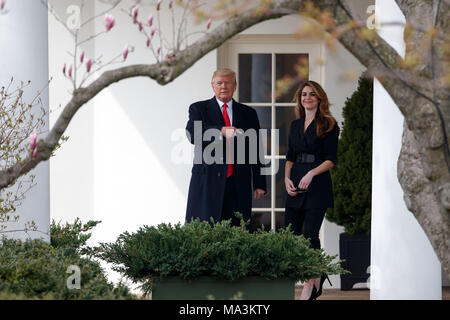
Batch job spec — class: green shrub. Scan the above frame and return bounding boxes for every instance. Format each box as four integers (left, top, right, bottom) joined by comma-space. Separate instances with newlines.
0, 218, 137, 300
97, 219, 348, 296
50, 218, 101, 257
326, 75, 373, 235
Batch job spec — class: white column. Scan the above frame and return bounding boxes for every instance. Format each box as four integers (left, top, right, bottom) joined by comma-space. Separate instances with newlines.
0, 0, 50, 241
370, 0, 441, 299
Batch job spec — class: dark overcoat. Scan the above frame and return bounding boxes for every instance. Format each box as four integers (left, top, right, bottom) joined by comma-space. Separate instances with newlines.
185, 97, 267, 223
285, 117, 339, 209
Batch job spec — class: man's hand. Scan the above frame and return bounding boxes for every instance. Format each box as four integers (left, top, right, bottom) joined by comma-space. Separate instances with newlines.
221, 126, 242, 139
254, 188, 265, 200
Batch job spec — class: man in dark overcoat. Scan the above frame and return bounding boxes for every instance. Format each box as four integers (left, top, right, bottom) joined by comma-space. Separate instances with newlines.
185, 68, 267, 226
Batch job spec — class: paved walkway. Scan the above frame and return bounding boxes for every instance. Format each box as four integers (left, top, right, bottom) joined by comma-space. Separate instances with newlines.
295, 286, 450, 300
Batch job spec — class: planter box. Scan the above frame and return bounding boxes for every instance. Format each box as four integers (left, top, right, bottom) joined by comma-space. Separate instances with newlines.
339, 232, 371, 290
151, 276, 295, 300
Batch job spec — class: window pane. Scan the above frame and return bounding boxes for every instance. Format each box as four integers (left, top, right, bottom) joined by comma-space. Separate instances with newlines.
275, 108, 296, 208
254, 106, 271, 155
275, 158, 287, 208
276, 212, 286, 230
252, 106, 271, 209
275, 54, 309, 103
275, 107, 297, 156
250, 212, 271, 232
238, 54, 272, 103
252, 187, 271, 209
250, 212, 285, 232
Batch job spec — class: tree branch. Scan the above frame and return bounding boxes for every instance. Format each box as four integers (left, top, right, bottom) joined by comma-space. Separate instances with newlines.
325, 1, 447, 160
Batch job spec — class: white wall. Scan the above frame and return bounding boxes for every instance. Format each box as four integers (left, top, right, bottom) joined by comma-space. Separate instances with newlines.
370, 0, 442, 299
0, 0, 50, 241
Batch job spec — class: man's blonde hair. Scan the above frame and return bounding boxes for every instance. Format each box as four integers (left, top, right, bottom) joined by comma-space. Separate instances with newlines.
211, 68, 237, 84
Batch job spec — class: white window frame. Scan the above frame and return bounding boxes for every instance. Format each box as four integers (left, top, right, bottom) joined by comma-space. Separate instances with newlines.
218, 34, 324, 231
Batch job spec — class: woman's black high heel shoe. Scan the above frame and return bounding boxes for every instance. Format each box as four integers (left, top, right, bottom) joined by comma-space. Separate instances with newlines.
312, 274, 332, 300
308, 286, 318, 300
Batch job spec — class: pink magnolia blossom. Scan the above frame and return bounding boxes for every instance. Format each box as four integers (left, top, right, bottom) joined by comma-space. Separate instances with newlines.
1, 0, 5, 11
32, 147, 38, 159
123, 45, 129, 60
132, 6, 139, 23
146, 37, 150, 47
156, 0, 161, 11
105, 14, 115, 31
62, 63, 66, 75
29, 129, 38, 159
148, 14, 153, 26
80, 51, 85, 63
29, 130, 37, 151
150, 26, 156, 37
68, 64, 73, 78
206, 18, 211, 30
138, 22, 143, 31
86, 59, 92, 72
157, 47, 161, 55
169, 0, 173, 9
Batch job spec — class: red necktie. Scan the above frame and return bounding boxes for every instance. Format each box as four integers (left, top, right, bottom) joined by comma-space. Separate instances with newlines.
222, 103, 233, 178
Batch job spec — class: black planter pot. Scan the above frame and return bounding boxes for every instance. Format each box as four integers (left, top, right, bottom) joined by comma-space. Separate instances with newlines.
339, 232, 371, 290
152, 277, 295, 300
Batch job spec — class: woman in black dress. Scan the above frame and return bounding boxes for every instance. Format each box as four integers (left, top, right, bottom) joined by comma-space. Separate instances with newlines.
284, 80, 339, 300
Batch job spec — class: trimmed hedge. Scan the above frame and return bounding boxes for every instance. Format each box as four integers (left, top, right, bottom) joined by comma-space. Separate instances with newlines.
0, 219, 136, 300
97, 219, 347, 296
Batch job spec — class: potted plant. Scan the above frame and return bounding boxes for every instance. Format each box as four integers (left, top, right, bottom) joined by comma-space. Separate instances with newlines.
97, 218, 347, 300
326, 74, 373, 290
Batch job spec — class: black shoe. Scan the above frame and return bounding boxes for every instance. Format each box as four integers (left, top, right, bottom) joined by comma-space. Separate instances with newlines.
313, 274, 332, 299
308, 285, 318, 300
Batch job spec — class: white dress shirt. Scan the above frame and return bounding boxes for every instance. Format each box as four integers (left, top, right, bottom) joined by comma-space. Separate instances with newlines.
216, 98, 233, 126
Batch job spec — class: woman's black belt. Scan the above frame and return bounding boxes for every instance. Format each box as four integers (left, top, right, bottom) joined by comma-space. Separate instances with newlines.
295, 153, 316, 163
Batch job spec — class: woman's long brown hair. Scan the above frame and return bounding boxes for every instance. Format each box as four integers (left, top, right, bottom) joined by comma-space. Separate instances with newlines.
294, 80, 337, 138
